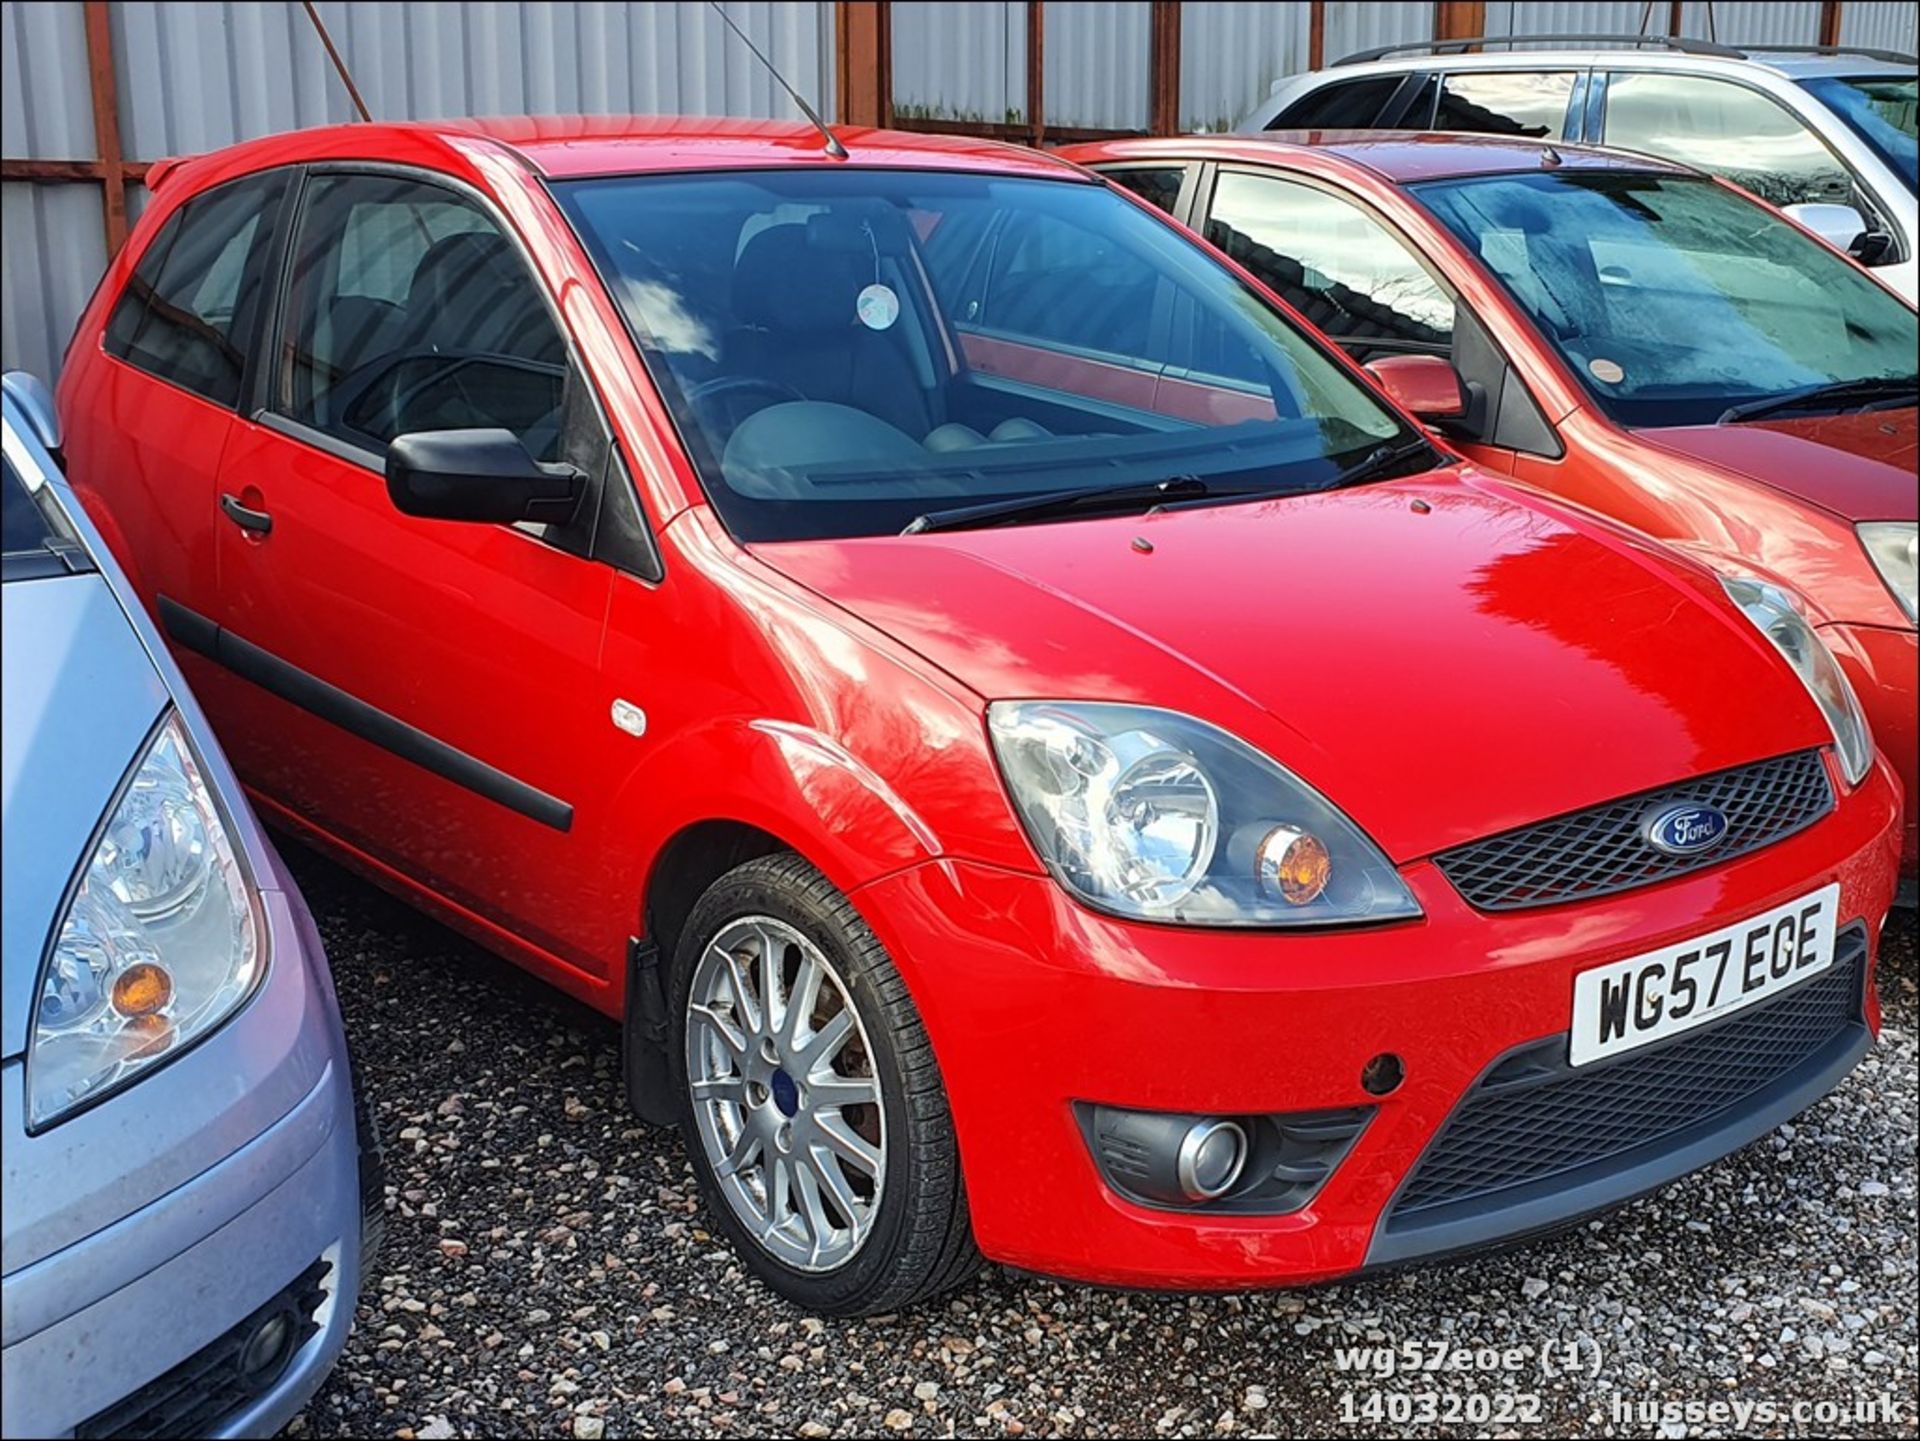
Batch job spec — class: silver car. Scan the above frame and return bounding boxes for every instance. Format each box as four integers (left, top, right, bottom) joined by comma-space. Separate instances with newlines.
1, 373, 374, 1437
1236, 34, 1919, 303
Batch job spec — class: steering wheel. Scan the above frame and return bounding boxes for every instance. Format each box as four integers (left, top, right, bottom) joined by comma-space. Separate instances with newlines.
685, 375, 808, 435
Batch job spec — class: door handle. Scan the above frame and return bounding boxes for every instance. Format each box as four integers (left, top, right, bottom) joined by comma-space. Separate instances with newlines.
219, 492, 273, 535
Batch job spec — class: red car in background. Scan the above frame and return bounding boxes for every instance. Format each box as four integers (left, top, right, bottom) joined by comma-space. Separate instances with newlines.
56, 118, 1901, 1314
1064, 133, 1918, 889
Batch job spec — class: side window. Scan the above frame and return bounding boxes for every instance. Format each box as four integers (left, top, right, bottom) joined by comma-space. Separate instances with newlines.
1203, 171, 1454, 362
276, 173, 570, 461
1274, 76, 1405, 129
1434, 72, 1578, 139
970, 209, 1164, 362
1603, 73, 1854, 208
105, 172, 286, 407
1103, 166, 1186, 218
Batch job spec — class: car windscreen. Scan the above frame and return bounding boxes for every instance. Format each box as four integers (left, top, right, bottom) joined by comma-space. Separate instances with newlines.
2, 450, 87, 582
1801, 74, 1918, 192
1412, 170, 1918, 429
553, 168, 1410, 541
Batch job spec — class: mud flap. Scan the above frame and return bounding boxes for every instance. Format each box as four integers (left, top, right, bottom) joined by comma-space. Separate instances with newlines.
623, 936, 679, 1127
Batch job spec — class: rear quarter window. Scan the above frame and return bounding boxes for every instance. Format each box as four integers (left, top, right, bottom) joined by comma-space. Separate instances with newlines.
104, 171, 287, 408
1273, 76, 1405, 129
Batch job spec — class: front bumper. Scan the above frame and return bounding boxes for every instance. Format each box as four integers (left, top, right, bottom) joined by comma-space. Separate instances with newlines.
852, 754, 1901, 1289
2, 870, 362, 1439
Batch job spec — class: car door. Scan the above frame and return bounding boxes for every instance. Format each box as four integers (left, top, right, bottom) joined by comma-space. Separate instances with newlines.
1189, 165, 1559, 476
61, 171, 290, 632
201, 167, 637, 992
1596, 66, 1911, 277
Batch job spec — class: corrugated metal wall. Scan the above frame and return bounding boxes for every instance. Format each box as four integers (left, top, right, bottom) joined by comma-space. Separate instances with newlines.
0, 0, 836, 380
891, 1, 1025, 123
1048, 0, 1149, 131
1, 182, 107, 390
111, 0, 835, 157
1180, 1, 1432, 131
2, 0, 93, 159
1484, 2, 1654, 40
1678, 1, 1823, 45
1840, 0, 1919, 52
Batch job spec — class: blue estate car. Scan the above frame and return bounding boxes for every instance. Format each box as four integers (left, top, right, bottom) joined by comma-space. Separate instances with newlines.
1, 372, 374, 1438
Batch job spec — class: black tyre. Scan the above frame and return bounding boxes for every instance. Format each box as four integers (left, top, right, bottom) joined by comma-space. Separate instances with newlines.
670, 853, 981, 1314
352, 1078, 387, 1271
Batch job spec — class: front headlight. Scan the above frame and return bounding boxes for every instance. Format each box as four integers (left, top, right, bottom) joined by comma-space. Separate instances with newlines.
987, 701, 1421, 927
1720, 576, 1875, 787
1859, 521, 1917, 623
28, 713, 264, 1128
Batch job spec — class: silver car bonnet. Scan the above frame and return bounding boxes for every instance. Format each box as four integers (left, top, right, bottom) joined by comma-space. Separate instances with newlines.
1, 570, 169, 1059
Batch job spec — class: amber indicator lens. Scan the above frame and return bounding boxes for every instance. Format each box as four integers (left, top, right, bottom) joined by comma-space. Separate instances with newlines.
111, 962, 174, 1018
1258, 827, 1332, 905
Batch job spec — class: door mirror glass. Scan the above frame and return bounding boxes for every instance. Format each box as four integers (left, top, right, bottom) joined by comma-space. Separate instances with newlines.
385, 428, 581, 524
1365, 355, 1468, 420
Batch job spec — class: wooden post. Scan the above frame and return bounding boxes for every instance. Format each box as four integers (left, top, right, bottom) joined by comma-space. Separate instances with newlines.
1819, 0, 1844, 47
1668, 1, 1685, 36
1148, 0, 1182, 134
1026, 1, 1045, 145
1309, 0, 1327, 69
82, 0, 127, 254
835, 1, 889, 127
1433, 1, 1487, 46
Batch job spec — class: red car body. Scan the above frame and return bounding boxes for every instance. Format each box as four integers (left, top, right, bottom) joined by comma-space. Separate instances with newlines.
1063, 132, 1919, 882
56, 119, 1902, 1299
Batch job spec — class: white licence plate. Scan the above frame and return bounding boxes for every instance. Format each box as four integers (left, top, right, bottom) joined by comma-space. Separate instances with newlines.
1568, 883, 1840, 1067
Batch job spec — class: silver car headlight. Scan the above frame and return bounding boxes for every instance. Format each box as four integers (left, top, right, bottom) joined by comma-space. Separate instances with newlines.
987, 701, 1421, 927
1859, 521, 1917, 623
1720, 576, 1875, 787
28, 712, 264, 1129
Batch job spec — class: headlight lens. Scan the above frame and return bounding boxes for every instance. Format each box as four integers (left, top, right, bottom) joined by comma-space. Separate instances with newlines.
28, 713, 263, 1128
987, 701, 1421, 926
1859, 521, 1917, 623
1720, 576, 1875, 787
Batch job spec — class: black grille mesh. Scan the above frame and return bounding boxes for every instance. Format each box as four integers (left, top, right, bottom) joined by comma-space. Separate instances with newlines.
1436, 751, 1833, 911
1389, 927, 1865, 1220
76, 1258, 331, 1440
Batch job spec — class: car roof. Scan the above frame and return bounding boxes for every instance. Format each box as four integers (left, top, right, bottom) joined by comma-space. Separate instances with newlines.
157, 115, 1088, 190
1068, 130, 1694, 186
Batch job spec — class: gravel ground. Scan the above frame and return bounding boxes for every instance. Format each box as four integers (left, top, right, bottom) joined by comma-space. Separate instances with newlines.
285, 844, 1917, 1440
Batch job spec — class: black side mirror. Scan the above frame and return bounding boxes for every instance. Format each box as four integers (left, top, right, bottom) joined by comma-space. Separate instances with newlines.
385, 429, 582, 525
1851, 230, 1896, 266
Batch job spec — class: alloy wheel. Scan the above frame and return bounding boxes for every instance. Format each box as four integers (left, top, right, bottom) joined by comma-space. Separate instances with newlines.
684, 915, 886, 1271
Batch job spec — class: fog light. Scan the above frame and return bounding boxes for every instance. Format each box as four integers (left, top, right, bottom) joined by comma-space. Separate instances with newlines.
1176, 1118, 1249, 1201
238, 1309, 295, 1383
1084, 1106, 1250, 1207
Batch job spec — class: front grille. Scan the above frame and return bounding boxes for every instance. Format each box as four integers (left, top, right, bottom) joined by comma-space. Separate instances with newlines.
76, 1258, 331, 1440
1436, 750, 1832, 911
1387, 925, 1866, 1223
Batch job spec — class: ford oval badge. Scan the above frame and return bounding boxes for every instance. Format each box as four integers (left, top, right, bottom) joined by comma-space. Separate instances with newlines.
1642, 803, 1731, 856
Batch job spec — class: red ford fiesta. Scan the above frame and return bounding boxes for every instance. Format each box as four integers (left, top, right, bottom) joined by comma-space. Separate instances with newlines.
57, 117, 1902, 1314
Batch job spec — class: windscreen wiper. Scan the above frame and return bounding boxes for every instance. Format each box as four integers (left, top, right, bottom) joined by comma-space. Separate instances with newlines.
902, 476, 1214, 534
1303, 435, 1443, 494
1718, 374, 1918, 424
900, 436, 1443, 536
